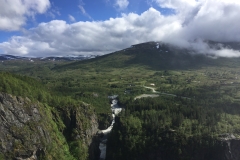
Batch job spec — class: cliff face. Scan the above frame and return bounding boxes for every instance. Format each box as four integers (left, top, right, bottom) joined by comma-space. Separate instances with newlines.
193, 138, 240, 160
147, 138, 240, 160
222, 138, 240, 160
0, 92, 101, 160
87, 114, 101, 160
0, 93, 50, 160
61, 105, 100, 160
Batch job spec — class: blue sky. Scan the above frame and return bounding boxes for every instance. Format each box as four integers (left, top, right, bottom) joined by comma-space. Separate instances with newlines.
0, 0, 240, 57
0, 0, 174, 42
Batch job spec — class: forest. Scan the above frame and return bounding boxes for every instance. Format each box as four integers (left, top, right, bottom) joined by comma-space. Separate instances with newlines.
107, 94, 240, 159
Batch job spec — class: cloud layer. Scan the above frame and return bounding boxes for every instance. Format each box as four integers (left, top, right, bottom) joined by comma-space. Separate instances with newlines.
115, 0, 129, 10
0, 0, 240, 57
0, 0, 50, 31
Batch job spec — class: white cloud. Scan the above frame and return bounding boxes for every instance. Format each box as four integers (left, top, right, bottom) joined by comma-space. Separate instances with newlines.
0, 36, 55, 56
0, 0, 51, 31
0, 0, 240, 57
69, 15, 76, 22
46, 8, 61, 19
78, 5, 86, 14
155, 0, 197, 11
78, 5, 93, 20
180, 0, 240, 42
211, 49, 240, 58
0, 8, 178, 57
184, 39, 240, 58
115, 0, 129, 10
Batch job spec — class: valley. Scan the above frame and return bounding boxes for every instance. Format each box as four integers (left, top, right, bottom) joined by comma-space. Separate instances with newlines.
1, 41, 240, 159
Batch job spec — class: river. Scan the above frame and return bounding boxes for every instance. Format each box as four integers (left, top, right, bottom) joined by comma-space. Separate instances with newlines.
99, 99, 122, 160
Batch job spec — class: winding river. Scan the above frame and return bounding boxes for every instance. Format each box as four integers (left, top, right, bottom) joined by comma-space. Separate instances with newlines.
99, 99, 122, 160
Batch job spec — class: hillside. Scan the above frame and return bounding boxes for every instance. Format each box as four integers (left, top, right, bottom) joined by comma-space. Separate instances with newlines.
0, 72, 100, 160
53, 41, 240, 71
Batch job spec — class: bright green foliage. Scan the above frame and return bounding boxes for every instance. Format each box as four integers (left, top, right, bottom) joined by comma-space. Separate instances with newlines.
0, 72, 94, 160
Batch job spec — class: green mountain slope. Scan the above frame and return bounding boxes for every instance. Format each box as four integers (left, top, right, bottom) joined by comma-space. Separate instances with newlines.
53, 41, 240, 72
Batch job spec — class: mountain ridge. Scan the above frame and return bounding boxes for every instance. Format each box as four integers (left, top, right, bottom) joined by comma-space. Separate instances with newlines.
52, 41, 240, 72
0, 54, 97, 61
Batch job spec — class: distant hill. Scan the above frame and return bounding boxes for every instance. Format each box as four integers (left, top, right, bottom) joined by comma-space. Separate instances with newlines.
0, 54, 96, 62
53, 41, 240, 71
2, 41, 240, 71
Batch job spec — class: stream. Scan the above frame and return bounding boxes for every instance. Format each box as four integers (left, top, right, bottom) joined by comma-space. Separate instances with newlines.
99, 99, 122, 160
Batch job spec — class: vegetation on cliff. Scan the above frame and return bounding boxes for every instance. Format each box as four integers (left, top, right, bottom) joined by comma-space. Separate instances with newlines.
0, 72, 96, 160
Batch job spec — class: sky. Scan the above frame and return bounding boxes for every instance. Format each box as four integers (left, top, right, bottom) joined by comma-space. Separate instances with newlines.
0, 0, 240, 57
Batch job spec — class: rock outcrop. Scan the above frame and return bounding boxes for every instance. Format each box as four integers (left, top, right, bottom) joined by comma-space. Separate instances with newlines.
60, 105, 100, 160
0, 93, 50, 160
221, 135, 240, 160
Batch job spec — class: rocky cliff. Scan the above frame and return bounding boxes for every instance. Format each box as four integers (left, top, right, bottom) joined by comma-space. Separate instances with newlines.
221, 136, 240, 160
191, 137, 240, 160
0, 93, 50, 160
152, 138, 240, 160
60, 104, 100, 160
0, 92, 100, 160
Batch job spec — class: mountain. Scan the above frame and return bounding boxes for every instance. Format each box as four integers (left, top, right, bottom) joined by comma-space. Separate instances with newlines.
0, 54, 96, 62
2, 41, 240, 70
53, 41, 240, 72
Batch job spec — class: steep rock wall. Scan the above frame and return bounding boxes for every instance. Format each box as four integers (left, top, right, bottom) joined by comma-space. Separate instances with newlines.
61, 105, 100, 160
0, 93, 50, 160
0, 92, 101, 160
222, 139, 240, 160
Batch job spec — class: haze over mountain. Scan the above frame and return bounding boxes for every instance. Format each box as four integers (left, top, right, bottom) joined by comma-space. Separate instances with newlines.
0, 0, 240, 57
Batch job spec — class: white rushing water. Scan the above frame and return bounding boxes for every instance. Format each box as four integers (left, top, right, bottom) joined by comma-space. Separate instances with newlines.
99, 98, 122, 160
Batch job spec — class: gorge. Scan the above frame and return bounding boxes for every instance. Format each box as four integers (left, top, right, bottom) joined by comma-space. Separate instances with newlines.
99, 98, 122, 160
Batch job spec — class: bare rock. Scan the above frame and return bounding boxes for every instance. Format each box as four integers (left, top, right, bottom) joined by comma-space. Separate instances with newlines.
0, 93, 50, 160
